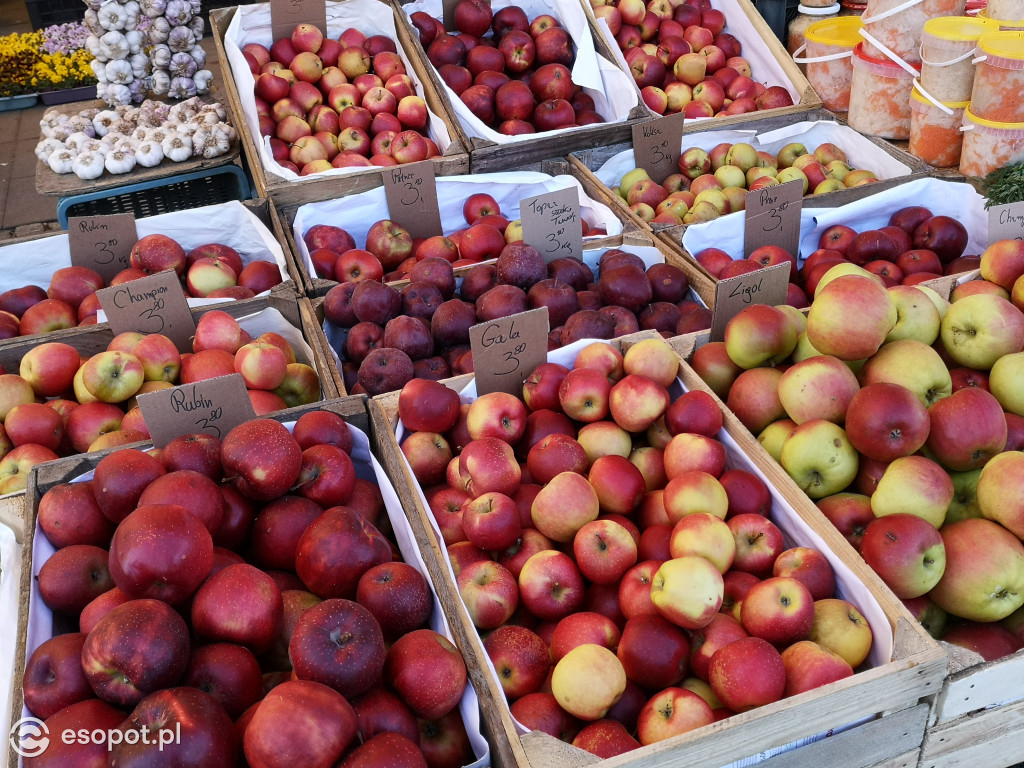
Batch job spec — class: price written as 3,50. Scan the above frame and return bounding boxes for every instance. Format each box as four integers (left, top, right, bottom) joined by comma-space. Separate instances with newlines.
78, 220, 129, 267
480, 320, 526, 375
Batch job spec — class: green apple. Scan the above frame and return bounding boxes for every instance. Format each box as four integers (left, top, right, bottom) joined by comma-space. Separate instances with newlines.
780, 420, 859, 499
989, 352, 1024, 416
650, 556, 724, 629
947, 469, 983, 523
858, 339, 952, 407
714, 165, 746, 189
618, 167, 650, 199
80, 350, 145, 404
775, 166, 808, 194
870, 455, 953, 528
885, 285, 941, 345
940, 294, 1024, 371
725, 142, 759, 172
777, 142, 808, 169
914, 284, 950, 320
758, 419, 798, 463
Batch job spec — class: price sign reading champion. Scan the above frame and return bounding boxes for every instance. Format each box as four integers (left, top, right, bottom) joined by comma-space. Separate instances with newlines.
989, 202, 1024, 243
743, 178, 803, 258
383, 160, 443, 240
521, 187, 583, 263
96, 270, 196, 352
631, 112, 686, 184
68, 213, 138, 284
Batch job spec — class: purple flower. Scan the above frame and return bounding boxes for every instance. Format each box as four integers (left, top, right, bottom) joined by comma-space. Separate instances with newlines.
41, 21, 89, 54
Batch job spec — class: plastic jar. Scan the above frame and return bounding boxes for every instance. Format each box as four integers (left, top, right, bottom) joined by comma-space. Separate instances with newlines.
794, 16, 864, 110
988, 0, 1024, 20
920, 16, 1000, 101
860, 0, 967, 65
848, 43, 919, 137
960, 107, 1024, 175
971, 32, 1024, 122
909, 86, 970, 165
979, 9, 1024, 28
789, 4, 842, 58
841, 0, 868, 14
965, 0, 986, 14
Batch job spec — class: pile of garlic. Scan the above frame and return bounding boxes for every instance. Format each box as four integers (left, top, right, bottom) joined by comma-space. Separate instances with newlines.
36, 97, 236, 180
83, 0, 151, 106
142, 0, 212, 99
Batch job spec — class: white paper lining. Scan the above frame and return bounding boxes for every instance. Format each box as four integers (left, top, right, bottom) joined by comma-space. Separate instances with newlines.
290, 171, 624, 279
591, 121, 914, 189
0, 521, 22, 753
680, 177, 988, 267
0, 201, 289, 302
402, 0, 638, 143
19, 420, 489, 768
223, 0, 454, 183
590, 0, 802, 123
393, 337, 893, 744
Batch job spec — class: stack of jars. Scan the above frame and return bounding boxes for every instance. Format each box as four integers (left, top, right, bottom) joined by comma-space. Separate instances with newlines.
908, 16, 997, 166
979, 0, 1024, 29
793, 16, 863, 111
961, 31, 1024, 176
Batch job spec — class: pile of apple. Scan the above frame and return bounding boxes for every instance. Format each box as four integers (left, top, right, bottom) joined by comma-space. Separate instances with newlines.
409, 0, 605, 134
694, 238, 1024, 663
617, 140, 880, 227
0, 235, 282, 340
247, 23, 437, 174
21, 415, 476, 767
315, 198, 705, 395
690, 205, 975, 310
395, 337, 875, 758
589, 0, 792, 118
0, 311, 320, 494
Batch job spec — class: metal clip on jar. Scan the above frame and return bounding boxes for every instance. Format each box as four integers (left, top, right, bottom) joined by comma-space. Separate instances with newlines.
848, 42, 919, 138
960, 108, 1024, 176
792, 16, 863, 111
909, 83, 970, 166
920, 16, 1000, 102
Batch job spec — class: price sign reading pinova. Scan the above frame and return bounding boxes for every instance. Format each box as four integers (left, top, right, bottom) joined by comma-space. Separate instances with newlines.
270, 0, 327, 41
138, 374, 256, 447
631, 112, 686, 184
743, 179, 803, 258
521, 187, 583, 263
988, 202, 1024, 243
68, 214, 138, 284
96, 270, 196, 352
710, 263, 790, 342
383, 160, 443, 240
469, 307, 549, 396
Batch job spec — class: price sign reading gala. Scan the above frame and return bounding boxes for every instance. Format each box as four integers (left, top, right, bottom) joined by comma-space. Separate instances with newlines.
469, 308, 549, 396
743, 178, 803, 259
521, 187, 583, 263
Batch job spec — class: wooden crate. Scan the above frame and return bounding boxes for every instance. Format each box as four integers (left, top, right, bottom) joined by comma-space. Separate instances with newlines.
0, 492, 27, 762
208, 5, 470, 210
369, 335, 947, 768
5, 395, 369, 768
582, 0, 822, 128
563, 109, 930, 243
390, 0, 650, 174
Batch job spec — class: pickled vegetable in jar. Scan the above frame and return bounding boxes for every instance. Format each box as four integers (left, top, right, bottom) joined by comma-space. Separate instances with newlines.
920, 16, 1000, 102
861, 0, 967, 65
970, 32, 1024, 123
848, 43, 919, 138
794, 16, 864, 111
960, 107, 1024, 176
909, 87, 970, 166
988, 0, 1024, 20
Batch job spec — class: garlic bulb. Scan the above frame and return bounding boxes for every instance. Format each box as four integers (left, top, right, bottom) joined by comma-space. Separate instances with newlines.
100, 30, 129, 60
48, 149, 75, 175
125, 1, 140, 17
126, 30, 144, 54
72, 152, 105, 180
105, 147, 137, 174
149, 125, 170, 144
150, 43, 171, 69
67, 116, 95, 136
106, 83, 132, 106
105, 59, 133, 84
84, 10, 101, 34
81, 139, 106, 155
135, 140, 164, 167
169, 51, 197, 79
188, 15, 203, 37
65, 131, 93, 152
96, 82, 108, 100
92, 110, 118, 136
86, 0, 102, 9
98, 3, 127, 31
141, 0, 166, 17
35, 138, 64, 161
176, 120, 200, 137
123, 10, 138, 31
90, 59, 106, 83
129, 52, 149, 78
193, 69, 212, 94
165, 0, 191, 25
151, 69, 171, 95
149, 16, 171, 43
189, 43, 206, 69
193, 127, 230, 159
51, 123, 75, 142
213, 122, 235, 144
86, 34, 103, 58
166, 25, 194, 53
161, 132, 192, 161
128, 77, 147, 103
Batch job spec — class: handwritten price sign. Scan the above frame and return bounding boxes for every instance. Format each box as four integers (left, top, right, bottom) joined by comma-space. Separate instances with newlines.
709, 263, 790, 341
469, 308, 549, 395
989, 202, 1024, 243
521, 187, 583, 263
383, 161, 443, 240
631, 113, 685, 184
96, 270, 196, 352
68, 214, 138, 283
138, 374, 256, 447
743, 179, 803, 258
270, 0, 326, 40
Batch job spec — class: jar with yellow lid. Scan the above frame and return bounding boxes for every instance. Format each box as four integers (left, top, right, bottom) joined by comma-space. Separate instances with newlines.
978, 9, 1024, 29
793, 16, 863, 110
848, 43, 919, 138
909, 86, 970, 166
960, 107, 1024, 176
920, 16, 1000, 102
970, 31, 1024, 123
789, 4, 842, 59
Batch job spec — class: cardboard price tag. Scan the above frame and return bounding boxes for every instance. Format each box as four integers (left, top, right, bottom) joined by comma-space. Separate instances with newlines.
743, 179, 803, 258
521, 187, 583, 263
469, 308, 549, 396
383, 161, 443, 240
710, 263, 790, 342
270, 0, 327, 41
442, 0, 458, 30
68, 214, 138, 284
96, 270, 197, 352
138, 374, 257, 447
631, 113, 686, 184
989, 202, 1024, 243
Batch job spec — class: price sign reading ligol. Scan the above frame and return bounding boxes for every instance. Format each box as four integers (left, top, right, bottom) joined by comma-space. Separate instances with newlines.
383, 160, 443, 240
270, 0, 326, 41
521, 187, 583, 263
68, 213, 138, 284
743, 178, 803, 259
138, 374, 256, 447
988, 202, 1024, 243
96, 270, 196, 352
631, 112, 686, 184
709, 263, 790, 342
469, 307, 549, 396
